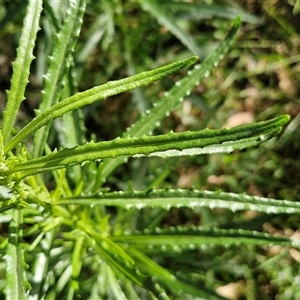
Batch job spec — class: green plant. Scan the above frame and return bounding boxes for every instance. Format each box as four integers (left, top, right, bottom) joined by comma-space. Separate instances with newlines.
0, 1, 296, 299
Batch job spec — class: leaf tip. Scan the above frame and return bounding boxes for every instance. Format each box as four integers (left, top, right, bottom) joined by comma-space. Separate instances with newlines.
278, 114, 291, 126
188, 55, 198, 66
235, 15, 242, 27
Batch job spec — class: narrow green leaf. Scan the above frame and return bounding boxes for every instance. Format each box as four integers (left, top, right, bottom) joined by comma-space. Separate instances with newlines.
71, 235, 85, 292
55, 265, 72, 295
100, 16, 241, 181
90, 238, 176, 299
55, 64, 87, 147
12, 115, 289, 177
112, 228, 296, 250
104, 264, 128, 299
28, 228, 59, 299
77, 223, 146, 287
2, 0, 43, 144
54, 65, 86, 184
0, 130, 4, 162
53, 187, 300, 218
0, 204, 15, 214
4, 208, 30, 300
4, 56, 197, 154
76, 14, 109, 64
127, 247, 224, 299
33, 0, 87, 158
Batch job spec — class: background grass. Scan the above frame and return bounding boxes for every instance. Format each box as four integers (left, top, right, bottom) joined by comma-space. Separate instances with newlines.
0, 1, 300, 299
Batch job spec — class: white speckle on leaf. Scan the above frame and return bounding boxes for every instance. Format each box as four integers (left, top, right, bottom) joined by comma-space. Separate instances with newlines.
260, 134, 266, 141
189, 244, 196, 250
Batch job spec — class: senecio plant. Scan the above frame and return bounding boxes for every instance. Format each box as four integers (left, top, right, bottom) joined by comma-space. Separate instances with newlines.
0, 1, 296, 299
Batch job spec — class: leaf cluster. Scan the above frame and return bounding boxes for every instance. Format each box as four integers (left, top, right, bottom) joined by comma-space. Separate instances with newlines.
0, 1, 298, 299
